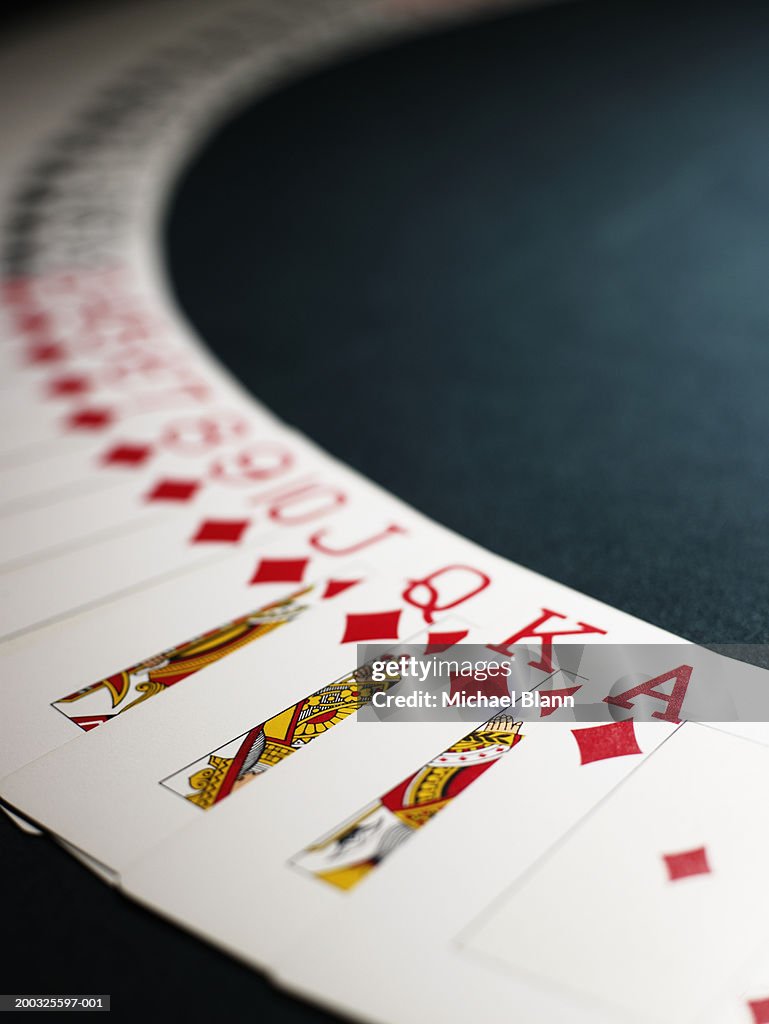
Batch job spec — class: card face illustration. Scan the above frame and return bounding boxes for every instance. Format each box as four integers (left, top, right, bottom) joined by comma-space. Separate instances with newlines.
51, 586, 316, 730
159, 662, 401, 809
291, 715, 522, 891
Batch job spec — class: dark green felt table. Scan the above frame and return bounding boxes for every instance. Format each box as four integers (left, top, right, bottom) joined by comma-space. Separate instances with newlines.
168, 0, 769, 647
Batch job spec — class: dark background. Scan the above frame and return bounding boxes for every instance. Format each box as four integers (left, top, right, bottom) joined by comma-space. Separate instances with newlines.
169, 0, 769, 649
5, 0, 769, 1020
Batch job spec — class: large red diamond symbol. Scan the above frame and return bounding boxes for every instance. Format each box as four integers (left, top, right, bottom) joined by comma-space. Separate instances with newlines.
146, 478, 199, 503
424, 629, 469, 654
663, 846, 711, 882
27, 342, 65, 364
322, 578, 361, 600
67, 407, 113, 430
250, 557, 308, 584
102, 443, 152, 467
192, 519, 249, 544
539, 685, 582, 717
341, 610, 402, 643
571, 720, 643, 765
16, 310, 49, 334
450, 669, 509, 702
48, 374, 90, 397
748, 999, 769, 1024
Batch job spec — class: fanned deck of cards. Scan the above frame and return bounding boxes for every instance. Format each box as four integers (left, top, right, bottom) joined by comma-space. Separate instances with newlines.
1, 2, 769, 1022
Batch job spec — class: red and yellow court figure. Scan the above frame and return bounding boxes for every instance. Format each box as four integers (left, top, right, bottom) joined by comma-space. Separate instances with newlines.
51, 587, 314, 731
292, 716, 523, 890
160, 662, 403, 809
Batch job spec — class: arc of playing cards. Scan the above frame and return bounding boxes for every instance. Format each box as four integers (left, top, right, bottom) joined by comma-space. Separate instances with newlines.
2, 4, 769, 1024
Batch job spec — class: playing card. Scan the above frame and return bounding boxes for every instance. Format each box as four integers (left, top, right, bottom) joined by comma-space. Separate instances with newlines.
461, 723, 769, 1023
268, 634, 769, 1020
1, 807, 42, 835
0, 345, 254, 456
2, 8, 753, 1024
0, 458, 678, 801
0, 514, 261, 641
97, 568, 681, 972
122, 708, 480, 972
0, 542, 371, 781
0, 413, 359, 571
118, 698, 677, 984
289, 714, 525, 890
0, 574, 442, 871
0, 507, 684, 843
700, 943, 769, 1023
0, 398, 280, 511
264, 719, 769, 1024
0, 432, 427, 641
